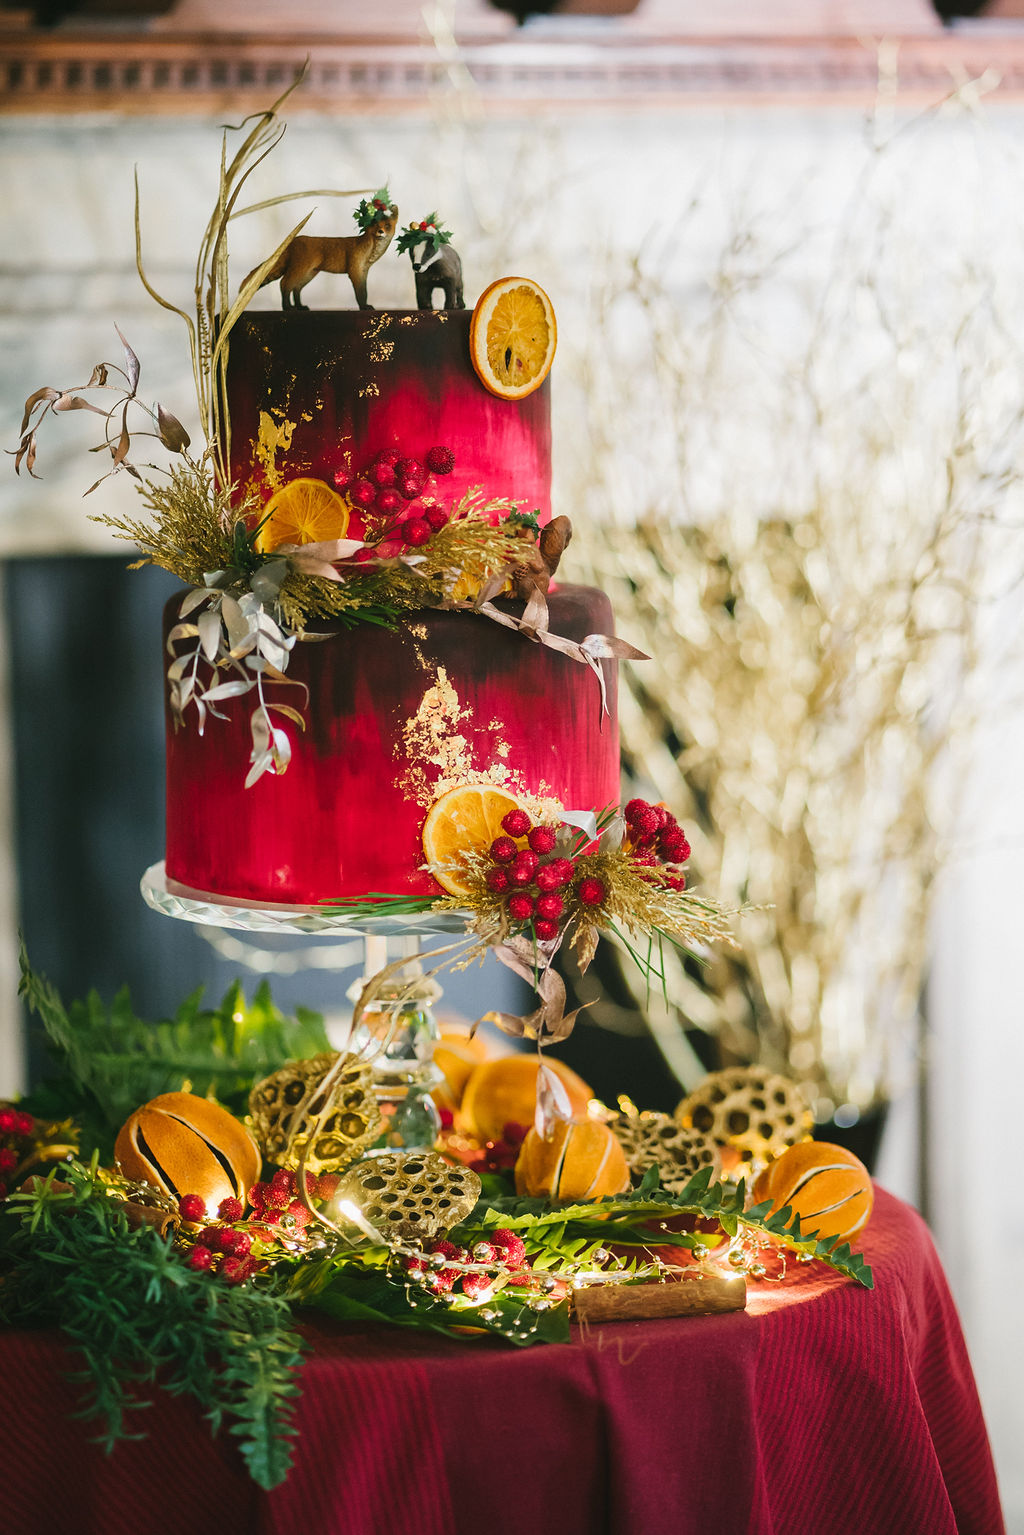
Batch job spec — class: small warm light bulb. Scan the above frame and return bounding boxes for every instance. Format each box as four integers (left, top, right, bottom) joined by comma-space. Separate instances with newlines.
334, 1198, 386, 1246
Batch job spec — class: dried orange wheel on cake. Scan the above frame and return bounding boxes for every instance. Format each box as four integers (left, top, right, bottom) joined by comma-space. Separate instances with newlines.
422, 783, 524, 896
254, 476, 351, 553
469, 276, 557, 400
751, 1140, 873, 1246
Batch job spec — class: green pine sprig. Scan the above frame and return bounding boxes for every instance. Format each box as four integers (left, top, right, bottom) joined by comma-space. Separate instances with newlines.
0, 1164, 305, 1489
18, 947, 331, 1146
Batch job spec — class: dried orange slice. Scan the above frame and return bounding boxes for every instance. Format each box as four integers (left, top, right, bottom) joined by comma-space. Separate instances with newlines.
469, 276, 557, 400
422, 783, 523, 896
255, 477, 351, 553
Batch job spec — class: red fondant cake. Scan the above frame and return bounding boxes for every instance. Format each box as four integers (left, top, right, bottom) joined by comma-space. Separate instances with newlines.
164, 304, 620, 906
164, 588, 618, 905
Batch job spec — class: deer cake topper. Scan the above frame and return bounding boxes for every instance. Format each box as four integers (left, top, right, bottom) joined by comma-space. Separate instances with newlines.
396, 214, 464, 311
243, 186, 399, 311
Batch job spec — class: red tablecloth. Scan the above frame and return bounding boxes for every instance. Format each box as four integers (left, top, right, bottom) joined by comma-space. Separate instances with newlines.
0, 1187, 1004, 1535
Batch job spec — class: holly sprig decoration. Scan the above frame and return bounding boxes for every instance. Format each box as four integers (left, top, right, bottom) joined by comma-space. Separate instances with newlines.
354, 185, 394, 231
395, 213, 454, 257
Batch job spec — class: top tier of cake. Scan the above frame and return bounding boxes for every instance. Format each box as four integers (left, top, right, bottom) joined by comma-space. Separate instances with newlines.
225, 309, 552, 524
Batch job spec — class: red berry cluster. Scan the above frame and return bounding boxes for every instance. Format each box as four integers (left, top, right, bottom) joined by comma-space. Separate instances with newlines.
245, 1167, 341, 1245
406, 1228, 532, 1300
456, 1120, 527, 1176
333, 445, 455, 556
0, 1107, 34, 1200
177, 1192, 261, 1284
485, 808, 607, 939
624, 799, 691, 890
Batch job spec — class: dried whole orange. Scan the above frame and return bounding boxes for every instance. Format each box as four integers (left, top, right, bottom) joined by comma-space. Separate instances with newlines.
515, 1117, 630, 1201
432, 1029, 492, 1113
751, 1140, 873, 1245
469, 276, 557, 400
115, 1091, 261, 1217
459, 1053, 592, 1145
421, 783, 523, 897
254, 476, 351, 553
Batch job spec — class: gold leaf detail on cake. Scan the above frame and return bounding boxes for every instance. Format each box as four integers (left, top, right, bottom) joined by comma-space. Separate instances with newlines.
364, 312, 393, 341
370, 340, 395, 363
256, 410, 296, 491
399, 664, 560, 819
358, 383, 380, 398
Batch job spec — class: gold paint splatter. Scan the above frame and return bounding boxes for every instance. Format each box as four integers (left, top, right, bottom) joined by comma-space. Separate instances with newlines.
256, 411, 296, 490
399, 665, 560, 819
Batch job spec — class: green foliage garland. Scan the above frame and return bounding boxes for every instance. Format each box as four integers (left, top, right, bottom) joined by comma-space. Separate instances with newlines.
0, 1164, 304, 1490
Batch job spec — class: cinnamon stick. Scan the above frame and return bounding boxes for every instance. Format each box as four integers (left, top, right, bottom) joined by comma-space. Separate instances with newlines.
572, 1274, 746, 1323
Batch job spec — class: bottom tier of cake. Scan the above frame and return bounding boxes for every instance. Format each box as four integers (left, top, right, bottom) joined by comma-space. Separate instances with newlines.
164, 585, 620, 905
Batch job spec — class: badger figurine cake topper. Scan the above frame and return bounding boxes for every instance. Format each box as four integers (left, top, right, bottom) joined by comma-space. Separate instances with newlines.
396, 214, 464, 311
243, 187, 398, 311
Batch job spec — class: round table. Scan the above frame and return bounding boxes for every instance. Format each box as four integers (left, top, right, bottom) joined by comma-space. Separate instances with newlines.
0, 1187, 1005, 1535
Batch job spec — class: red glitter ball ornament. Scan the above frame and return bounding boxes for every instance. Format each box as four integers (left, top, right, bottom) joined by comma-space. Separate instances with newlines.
425, 505, 449, 531
486, 867, 511, 893
178, 1194, 206, 1223
369, 461, 396, 488
490, 835, 517, 864
332, 467, 353, 492
402, 518, 432, 547
576, 875, 607, 907
509, 850, 539, 885
217, 1197, 244, 1223
426, 445, 455, 475
507, 892, 535, 921
536, 891, 564, 920
533, 918, 559, 942
527, 825, 557, 855
351, 477, 378, 508
374, 447, 403, 469
501, 808, 532, 838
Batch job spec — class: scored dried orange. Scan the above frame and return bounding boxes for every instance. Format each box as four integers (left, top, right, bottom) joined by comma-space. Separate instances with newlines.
469, 276, 557, 400
255, 477, 351, 553
422, 783, 523, 896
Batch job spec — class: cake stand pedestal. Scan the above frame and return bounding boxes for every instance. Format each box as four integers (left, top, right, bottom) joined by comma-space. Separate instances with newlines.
140, 861, 465, 1152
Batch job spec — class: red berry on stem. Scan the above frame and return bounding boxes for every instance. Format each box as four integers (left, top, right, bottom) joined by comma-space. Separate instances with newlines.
187, 1246, 214, 1272
197, 1225, 223, 1250
272, 1168, 296, 1193
375, 488, 402, 516
369, 461, 396, 488
527, 825, 557, 855
461, 1271, 492, 1300
332, 467, 353, 492
509, 850, 539, 885
501, 808, 532, 838
316, 1173, 341, 1201
489, 836, 518, 864
14, 1113, 33, 1138
287, 1199, 312, 1230
178, 1194, 206, 1223
374, 447, 403, 468
0, 1148, 17, 1175
0, 1110, 16, 1136
507, 892, 535, 922
490, 1229, 527, 1267
424, 506, 449, 531
537, 857, 575, 891
220, 1256, 246, 1285
576, 875, 608, 907
536, 891, 564, 921
351, 477, 377, 508
534, 918, 559, 942
402, 518, 432, 547
486, 867, 511, 894
426, 446, 455, 475
217, 1197, 244, 1224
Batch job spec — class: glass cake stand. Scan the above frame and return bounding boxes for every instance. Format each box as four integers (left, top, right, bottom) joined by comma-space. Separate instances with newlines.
141, 860, 469, 1150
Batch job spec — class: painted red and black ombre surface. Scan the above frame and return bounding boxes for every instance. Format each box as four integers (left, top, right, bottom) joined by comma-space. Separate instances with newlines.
225, 309, 552, 525
164, 587, 620, 905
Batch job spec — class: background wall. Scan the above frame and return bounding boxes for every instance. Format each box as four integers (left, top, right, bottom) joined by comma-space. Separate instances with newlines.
2, 69, 1024, 1528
